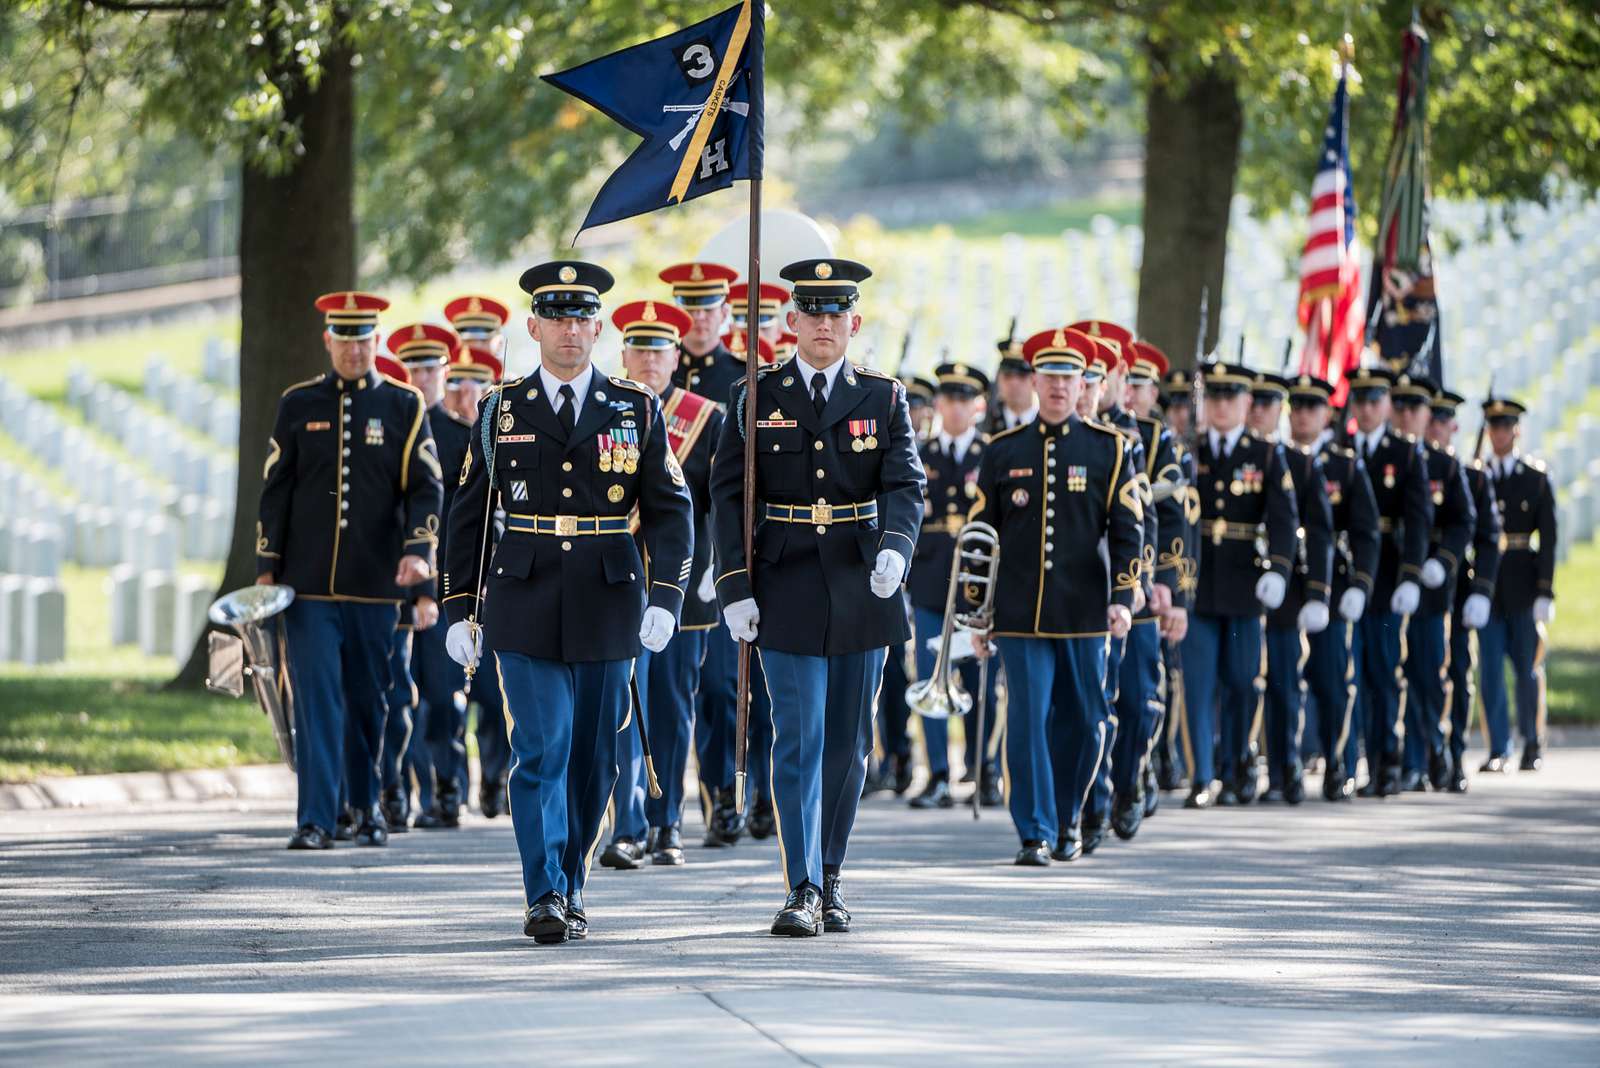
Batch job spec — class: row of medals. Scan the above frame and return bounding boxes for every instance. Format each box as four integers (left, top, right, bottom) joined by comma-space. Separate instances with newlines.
851, 433, 878, 452
600, 446, 639, 474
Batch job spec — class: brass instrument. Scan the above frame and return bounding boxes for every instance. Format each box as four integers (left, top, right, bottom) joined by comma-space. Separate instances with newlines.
206, 584, 297, 769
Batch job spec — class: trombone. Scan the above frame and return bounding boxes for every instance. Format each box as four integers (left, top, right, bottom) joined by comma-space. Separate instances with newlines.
905, 520, 1000, 818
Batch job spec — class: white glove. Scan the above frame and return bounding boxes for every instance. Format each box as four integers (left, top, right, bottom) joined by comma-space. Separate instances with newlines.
1390, 580, 1420, 616
1421, 558, 1447, 589
445, 621, 482, 669
1297, 600, 1330, 635
869, 548, 907, 599
696, 567, 716, 604
724, 598, 760, 643
1533, 596, 1555, 624
1338, 588, 1367, 622
1255, 571, 1287, 610
945, 629, 978, 663
639, 606, 676, 653
1461, 592, 1491, 630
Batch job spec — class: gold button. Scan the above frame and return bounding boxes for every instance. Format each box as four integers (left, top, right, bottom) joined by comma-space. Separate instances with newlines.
816, 468, 826, 478
563, 461, 573, 472
813, 440, 824, 451
562, 487, 573, 498
1044, 560, 1054, 570
1215, 480, 1224, 491
561, 541, 572, 551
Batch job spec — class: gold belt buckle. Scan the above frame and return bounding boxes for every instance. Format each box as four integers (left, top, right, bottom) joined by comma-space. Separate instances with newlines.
554, 515, 579, 537
813, 502, 834, 525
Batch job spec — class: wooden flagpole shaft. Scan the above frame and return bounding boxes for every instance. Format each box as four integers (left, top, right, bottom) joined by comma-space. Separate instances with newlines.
733, 175, 762, 816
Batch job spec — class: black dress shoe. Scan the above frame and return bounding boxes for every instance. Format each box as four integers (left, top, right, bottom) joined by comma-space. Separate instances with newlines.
979, 764, 1004, 807
1356, 778, 1379, 797
287, 824, 334, 850
1156, 758, 1185, 792
1283, 775, 1306, 806
891, 754, 915, 796
381, 788, 410, 833
909, 778, 954, 809
748, 797, 776, 840
334, 807, 357, 841
479, 778, 508, 819
1427, 747, 1452, 791
1323, 774, 1355, 801
565, 906, 588, 941
1185, 783, 1214, 809
1234, 767, 1260, 805
1377, 762, 1402, 797
1519, 742, 1543, 771
1259, 787, 1284, 804
1448, 764, 1469, 793
1399, 768, 1426, 793
1111, 793, 1143, 840
354, 817, 388, 847
958, 766, 977, 785
652, 825, 685, 866
1051, 825, 1083, 861
1081, 816, 1108, 855
524, 891, 569, 944
1015, 841, 1052, 867
414, 807, 453, 829
703, 788, 746, 847
1142, 765, 1160, 818
1217, 784, 1240, 806
822, 874, 851, 933
599, 837, 646, 870
1479, 755, 1509, 774
771, 883, 822, 937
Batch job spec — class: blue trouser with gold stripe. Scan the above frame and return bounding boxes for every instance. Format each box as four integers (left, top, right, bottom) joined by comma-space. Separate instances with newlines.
1355, 609, 1406, 773
757, 647, 885, 890
696, 622, 738, 802
1111, 621, 1162, 796
1448, 616, 1475, 763
1263, 624, 1306, 787
1305, 620, 1359, 779
1402, 612, 1449, 773
999, 636, 1107, 843
413, 618, 467, 806
1181, 613, 1261, 787
284, 599, 398, 833
609, 629, 710, 839
473, 670, 512, 790
1478, 610, 1544, 758
381, 629, 415, 801
1085, 634, 1125, 822
494, 652, 629, 908
912, 606, 999, 780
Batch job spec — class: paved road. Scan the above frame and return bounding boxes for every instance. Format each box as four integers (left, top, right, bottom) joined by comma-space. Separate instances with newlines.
2, 754, 1597, 1064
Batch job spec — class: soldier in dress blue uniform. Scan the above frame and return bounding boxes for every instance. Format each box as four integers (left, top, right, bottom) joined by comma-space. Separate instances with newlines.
906, 361, 1001, 810
983, 332, 1038, 436
259, 291, 443, 850
1249, 371, 1334, 805
1154, 366, 1199, 792
709, 256, 925, 936
1425, 389, 1501, 792
969, 327, 1143, 866
1477, 396, 1557, 773
384, 323, 475, 830
1181, 361, 1299, 808
600, 300, 726, 870
1390, 375, 1476, 791
443, 294, 515, 819
441, 261, 693, 944
1345, 367, 1434, 797
1284, 374, 1380, 801
661, 260, 751, 848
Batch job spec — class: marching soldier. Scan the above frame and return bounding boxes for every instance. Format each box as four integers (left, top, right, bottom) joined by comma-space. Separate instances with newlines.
259, 291, 443, 850
602, 300, 727, 870
1161, 368, 1196, 442
441, 261, 693, 944
1181, 361, 1299, 808
386, 322, 473, 830
1345, 367, 1433, 797
709, 256, 925, 936
1250, 371, 1333, 804
444, 294, 515, 818
902, 374, 937, 440
1477, 395, 1557, 772
1390, 376, 1475, 791
969, 327, 1143, 865
661, 260, 750, 847
907, 361, 1001, 810
984, 332, 1037, 435
1154, 365, 1199, 793
1284, 374, 1380, 801
1427, 389, 1501, 792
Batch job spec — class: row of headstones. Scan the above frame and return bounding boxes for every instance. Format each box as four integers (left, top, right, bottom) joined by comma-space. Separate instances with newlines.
60, 371, 240, 501
200, 336, 240, 387
140, 358, 240, 445
106, 566, 215, 659
0, 575, 65, 664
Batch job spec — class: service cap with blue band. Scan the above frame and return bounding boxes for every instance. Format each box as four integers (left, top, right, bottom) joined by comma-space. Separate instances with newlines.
780, 258, 873, 314
1389, 372, 1437, 406
518, 260, 614, 319
1346, 365, 1398, 401
658, 261, 738, 307
1287, 372, 1335, 405
933, 361, 991, 399
1482, 395, 1527, 422
1250, 370, 1291, 402
1200, 361, 1255, 395
316, 291, 390, 339
901, 375, 937, 405
1430, 386, 1467, 418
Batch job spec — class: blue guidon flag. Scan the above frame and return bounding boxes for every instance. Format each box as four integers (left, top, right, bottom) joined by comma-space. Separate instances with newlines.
543, 0, 765, 235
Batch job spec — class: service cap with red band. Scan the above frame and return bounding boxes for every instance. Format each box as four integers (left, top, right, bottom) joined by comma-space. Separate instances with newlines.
612, 299, 694, 350
728, 327, 777, 365
1067, 320, 1134, 365
316, 291, 390, 339
1127, 340, 1169, 385
374, 354, 410, 384
728, 281, 791, 326
446, 346, 503, 385
443, 294, 511, 339
1080, 336, 1115, 381
774, 330, 797, 361
1021, 327, 1096, 376
385, 322, 461, 367
658, 261, 739, 307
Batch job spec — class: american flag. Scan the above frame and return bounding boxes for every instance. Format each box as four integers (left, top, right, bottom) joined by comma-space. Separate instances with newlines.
1296, 66, 1364, 406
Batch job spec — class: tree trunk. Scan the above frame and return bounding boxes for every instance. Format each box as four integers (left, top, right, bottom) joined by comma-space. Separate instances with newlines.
1135, 47, 1243, 371
169, 42, 356, 690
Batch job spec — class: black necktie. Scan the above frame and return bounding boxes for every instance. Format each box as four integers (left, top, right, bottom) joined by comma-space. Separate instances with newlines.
557, 383, 576, 435
811, 372, 827, 413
